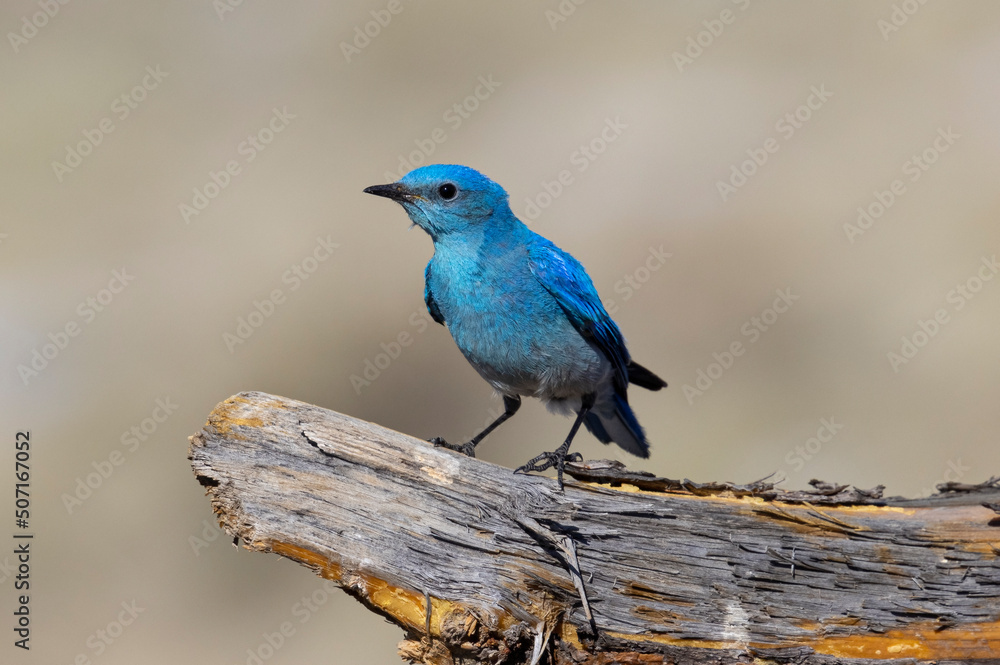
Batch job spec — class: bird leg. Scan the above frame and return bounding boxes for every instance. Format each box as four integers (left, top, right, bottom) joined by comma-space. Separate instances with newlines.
515, 393, 595, 488
431, 394, 521, 458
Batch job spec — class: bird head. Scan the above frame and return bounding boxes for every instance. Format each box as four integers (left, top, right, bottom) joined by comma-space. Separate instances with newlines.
364, 164, 513, 239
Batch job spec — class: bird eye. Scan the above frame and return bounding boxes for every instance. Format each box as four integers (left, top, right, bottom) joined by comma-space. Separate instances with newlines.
438, 183, 457, 200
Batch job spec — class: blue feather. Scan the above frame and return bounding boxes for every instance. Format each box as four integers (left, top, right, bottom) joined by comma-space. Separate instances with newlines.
526, 237, 631, 393
424, 260, 445, 325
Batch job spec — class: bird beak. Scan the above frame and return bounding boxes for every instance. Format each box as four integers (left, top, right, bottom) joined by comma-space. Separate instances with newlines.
363, 182, 416, 203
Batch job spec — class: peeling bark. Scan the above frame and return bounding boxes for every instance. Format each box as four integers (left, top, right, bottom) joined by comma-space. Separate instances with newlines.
189, 392, 1000, 664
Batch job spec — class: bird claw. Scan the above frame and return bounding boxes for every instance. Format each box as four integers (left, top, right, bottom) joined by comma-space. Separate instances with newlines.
515, 448, 580, 489
430, 437, 476, 458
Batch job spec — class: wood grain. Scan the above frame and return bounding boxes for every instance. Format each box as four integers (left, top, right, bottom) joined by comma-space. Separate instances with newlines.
189, 392, 1000, 664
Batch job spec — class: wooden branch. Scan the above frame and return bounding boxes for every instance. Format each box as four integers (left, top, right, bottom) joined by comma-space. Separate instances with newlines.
189, 392, 1000, 664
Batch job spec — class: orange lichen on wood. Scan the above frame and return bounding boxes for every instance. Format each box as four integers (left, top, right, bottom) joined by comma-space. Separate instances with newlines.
206, 395, 265, 440
270, 540, 343, 582
804, 619, 1000, 659
605, 619, 1000, 661
270, 540, 479, 640
356, 572, 451, 635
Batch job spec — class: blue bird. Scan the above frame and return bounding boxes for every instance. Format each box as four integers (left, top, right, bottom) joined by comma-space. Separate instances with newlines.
364, 165, 666, 487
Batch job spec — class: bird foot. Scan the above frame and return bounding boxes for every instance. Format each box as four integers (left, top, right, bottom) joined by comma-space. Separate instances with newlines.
515, 449, 582, 489
429, 437, 476, 458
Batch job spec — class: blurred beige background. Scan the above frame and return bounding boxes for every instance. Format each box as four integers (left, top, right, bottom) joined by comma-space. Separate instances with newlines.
2, 1, 999, 663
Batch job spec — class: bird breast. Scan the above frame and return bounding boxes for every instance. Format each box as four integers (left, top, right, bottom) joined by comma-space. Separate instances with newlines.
430, 255, 611, 400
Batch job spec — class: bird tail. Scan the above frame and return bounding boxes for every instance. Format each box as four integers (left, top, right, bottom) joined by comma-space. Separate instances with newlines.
583, 391, 651, 458
627, 360, 667, 391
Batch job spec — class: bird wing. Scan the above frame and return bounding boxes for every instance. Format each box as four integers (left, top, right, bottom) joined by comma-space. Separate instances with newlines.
424, 260, 445, 325
526, 237, 630, 392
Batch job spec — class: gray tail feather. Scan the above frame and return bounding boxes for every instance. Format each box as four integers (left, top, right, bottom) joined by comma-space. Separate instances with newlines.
583, 392, 650, 458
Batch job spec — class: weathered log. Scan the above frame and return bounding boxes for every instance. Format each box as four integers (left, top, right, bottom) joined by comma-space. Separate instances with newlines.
188, 392, 1000, 664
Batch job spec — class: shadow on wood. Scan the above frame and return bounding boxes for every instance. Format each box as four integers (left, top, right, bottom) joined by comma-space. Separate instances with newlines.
189, 392, 1000, 664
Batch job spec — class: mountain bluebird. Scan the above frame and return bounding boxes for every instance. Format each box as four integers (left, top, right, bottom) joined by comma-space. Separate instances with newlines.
364, 164, 666, 487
